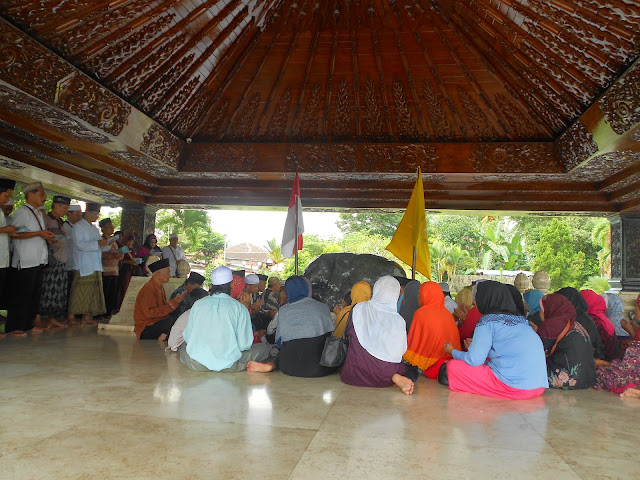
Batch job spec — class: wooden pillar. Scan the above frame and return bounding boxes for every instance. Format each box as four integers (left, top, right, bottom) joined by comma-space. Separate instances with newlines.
609, 214, 640, 292
120, 203, 157, 250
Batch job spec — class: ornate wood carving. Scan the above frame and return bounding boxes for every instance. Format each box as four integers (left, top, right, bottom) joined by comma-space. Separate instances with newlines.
139, 124, 181, 168
109, 152, 174, 177
298, 83, 322, 140
55, 72, 131, 136
0, 157, 25, 170
286, 144, 437, 173
610, 219, 622, 279
199, 98, 231, 138
83, 189, 123, 207
155, 76, 201, 126
456, 86, 497, 141
392, 81, 418, 140
112, 34, 187, 98
0, 83, 111, 144
422, 80, 452, 140
469, 144, 560, 173
0, 120, 74, 154
556, 121, 599, 172
135, 53, 196, 112
363, 80, 384, 139
572, 152, 640, 182
265, 86, 292, 139
333, 79, 351, 138
493, 94, 537, 140
84, 14, 175, 80
186, 144, 259, 171
106, 167, 154, 188
599, 63, 640, 136
0, 22, 71, 102
227, 93, 261, 140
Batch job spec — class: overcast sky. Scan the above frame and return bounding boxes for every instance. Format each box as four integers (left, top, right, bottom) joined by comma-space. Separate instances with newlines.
208, 210, 342, 248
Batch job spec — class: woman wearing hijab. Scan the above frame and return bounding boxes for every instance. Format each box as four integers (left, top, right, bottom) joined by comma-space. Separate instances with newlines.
442, 281, 548, 399
556, 287, 605, 361
340, 276, 417, 395
135, 234, 163, 275
457, 281, 488, 344
523, 289, 545, 326
404, 282, 461, 379
594, 339, 640, 398
580, 289, 619, 360
537, 294, 596, 390
506, 285, 526, 317
334, 281, 372, 337
276, 276, 336, 377
602, 293, 629, 338
399, 280, 420, 331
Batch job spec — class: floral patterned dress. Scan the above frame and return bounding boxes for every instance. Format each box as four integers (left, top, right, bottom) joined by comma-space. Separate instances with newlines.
594, 341, 640, 394
542, 322, 596, 390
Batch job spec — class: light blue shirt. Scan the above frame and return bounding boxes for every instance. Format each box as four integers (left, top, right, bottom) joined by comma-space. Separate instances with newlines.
183, 293, 253, 371
452, 317, 549, 390
72, 218, 103, 277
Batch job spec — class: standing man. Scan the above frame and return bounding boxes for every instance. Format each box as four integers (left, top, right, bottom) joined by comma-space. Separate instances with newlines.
161, 233, 187, 277
99, 218, 123, 319
0, 179, 17, 324
39, 195, 71, 328
6, 182, 54, 334
62, 204, 82, 326
68, 203, 108, 325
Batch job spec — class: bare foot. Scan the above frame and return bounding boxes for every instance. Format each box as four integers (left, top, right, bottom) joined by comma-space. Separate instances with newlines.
67, 318, 80, 327
158, 333, 168, 342
49, 318, 68, 329
594, 358, 610, 368
30, 327, 44, 334
81, 316, 98, 325
392, 373, 415, 395
621, 387, 640, 398
6, 330, 27, 337
246, 361, 275, 373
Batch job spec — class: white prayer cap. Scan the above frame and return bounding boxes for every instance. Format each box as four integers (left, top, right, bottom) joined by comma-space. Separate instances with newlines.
169, 233, 178, 240
68, 204, 81, 212
245, 273, 259, 285
211, 265, 233, 286
4, 198, 13, 206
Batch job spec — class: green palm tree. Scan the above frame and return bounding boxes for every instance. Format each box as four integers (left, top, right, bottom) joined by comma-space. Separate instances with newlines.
265, 238, 284, 267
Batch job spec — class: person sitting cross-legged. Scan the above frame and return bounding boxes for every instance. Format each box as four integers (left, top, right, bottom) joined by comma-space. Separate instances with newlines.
134, 259, 187, 340
179, 266, 275, 373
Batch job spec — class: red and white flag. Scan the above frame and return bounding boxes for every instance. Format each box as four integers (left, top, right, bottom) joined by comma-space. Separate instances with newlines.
281, 172, 304, 258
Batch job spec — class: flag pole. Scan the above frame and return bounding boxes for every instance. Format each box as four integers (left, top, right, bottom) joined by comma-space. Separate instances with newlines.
294, 164, 299, 275
412, 247, 417, 280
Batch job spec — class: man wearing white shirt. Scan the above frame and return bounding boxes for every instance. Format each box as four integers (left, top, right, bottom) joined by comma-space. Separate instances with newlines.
161, 233, 187, 277
0, 179, 17, 324
68, 203, 108, 325
62, 204, 82, 326
6, 182, 55, 334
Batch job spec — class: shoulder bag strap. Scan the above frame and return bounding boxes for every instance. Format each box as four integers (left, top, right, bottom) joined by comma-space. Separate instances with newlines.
547, 320, 573, 357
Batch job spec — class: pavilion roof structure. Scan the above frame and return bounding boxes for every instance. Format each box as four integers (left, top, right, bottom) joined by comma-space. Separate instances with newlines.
0, 0, 640, 213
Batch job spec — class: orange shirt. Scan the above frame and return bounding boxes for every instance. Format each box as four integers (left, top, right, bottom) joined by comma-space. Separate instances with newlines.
134, 280, 180, 338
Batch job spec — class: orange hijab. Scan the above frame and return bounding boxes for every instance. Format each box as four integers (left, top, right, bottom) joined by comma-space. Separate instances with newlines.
403, 281, 461, 370
334, 281, 372, 337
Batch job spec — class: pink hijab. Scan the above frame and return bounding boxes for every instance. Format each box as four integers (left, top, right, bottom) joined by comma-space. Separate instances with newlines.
580, 289, 616, 337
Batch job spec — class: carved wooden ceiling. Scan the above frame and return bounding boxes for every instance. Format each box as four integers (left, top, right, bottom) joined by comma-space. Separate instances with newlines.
0, 0, 640, 213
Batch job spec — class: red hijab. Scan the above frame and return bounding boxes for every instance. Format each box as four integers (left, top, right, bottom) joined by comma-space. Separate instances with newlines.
580, 289, 615, 337
538, 294, 576, 339
230, 274, 246, 299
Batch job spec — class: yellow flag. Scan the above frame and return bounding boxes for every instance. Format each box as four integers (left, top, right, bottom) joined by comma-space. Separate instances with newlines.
385, 168, 432, 279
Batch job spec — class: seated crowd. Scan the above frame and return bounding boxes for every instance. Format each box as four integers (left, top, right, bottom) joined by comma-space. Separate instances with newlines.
2, 177, 639, 400
133, 254, 640, 400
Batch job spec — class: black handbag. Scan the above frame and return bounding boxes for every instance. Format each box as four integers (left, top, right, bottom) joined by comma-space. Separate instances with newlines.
319, 309, 351, 368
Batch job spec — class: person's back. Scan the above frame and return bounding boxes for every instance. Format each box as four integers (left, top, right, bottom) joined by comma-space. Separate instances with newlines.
183, 292, 252, 371
485, 320, 547, 389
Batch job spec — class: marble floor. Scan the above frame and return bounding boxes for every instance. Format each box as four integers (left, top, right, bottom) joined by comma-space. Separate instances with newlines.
0, 328, 638, 480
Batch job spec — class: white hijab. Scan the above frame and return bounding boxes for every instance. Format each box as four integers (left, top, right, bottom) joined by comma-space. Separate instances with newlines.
352, 276, 408, 363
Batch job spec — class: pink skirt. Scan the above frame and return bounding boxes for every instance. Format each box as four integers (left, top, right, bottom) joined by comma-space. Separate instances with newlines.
447, 360, 545, 400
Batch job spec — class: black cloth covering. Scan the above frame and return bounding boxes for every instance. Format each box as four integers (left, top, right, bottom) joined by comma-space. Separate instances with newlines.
278, 332, 337, 378
6, 265, 44, 332
556, 287, 605, 360
506, 285, 526, 317
475, 281, 518, 316
399, 280, 420, 332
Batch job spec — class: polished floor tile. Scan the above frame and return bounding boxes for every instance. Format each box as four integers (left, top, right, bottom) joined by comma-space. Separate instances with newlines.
0, 328, 637, 479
